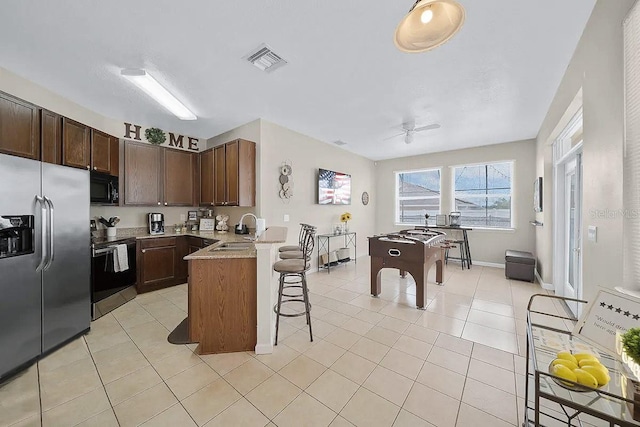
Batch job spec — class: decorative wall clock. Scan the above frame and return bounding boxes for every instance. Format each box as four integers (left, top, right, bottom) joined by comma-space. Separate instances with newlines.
361, 191, 370, 205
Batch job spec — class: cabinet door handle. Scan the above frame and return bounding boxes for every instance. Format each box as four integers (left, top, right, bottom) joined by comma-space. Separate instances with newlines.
157, 202, 161, 205
86, 165, 90, 170
164, 202, 168, 206
210, 203, 214, 206
93, 166, 97, 170
142, 249, 146, 253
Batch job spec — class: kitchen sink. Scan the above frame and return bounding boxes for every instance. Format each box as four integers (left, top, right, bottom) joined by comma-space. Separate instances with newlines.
210, 242, 254, 251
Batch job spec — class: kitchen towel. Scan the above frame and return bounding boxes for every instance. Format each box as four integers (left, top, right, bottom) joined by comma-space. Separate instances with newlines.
112, 244, 129, 273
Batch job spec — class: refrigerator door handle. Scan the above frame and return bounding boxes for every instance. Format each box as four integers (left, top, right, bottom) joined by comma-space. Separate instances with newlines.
35, 195, 48, 272
43, 196, 55, 270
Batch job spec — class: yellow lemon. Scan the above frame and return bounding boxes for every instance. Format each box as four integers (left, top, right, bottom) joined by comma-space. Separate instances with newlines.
552, 358, 578, 370
573, 369, 598, 388
581, 365, 610, 386
578, 358, 603, 368
556, 351, 578, 366
552, 364, 577, 385
574, 353, 599, 363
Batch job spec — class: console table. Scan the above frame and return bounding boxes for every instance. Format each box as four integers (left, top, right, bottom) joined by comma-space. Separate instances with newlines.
317, 232, 356, 273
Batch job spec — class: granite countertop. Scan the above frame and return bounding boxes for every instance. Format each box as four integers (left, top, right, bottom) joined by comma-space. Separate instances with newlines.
93, 227, 287, 260
184, 227, 287, 260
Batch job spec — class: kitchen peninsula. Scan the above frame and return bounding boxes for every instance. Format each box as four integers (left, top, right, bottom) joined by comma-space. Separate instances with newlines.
184, 227, 287, 355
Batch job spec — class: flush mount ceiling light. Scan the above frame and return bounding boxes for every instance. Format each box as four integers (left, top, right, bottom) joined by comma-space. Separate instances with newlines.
394, 0, 465, 53
121, 69, 197, 120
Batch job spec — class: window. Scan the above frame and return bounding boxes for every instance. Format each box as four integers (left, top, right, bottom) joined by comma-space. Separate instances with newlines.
396, 168, 441, 224
453, 161, 513, 228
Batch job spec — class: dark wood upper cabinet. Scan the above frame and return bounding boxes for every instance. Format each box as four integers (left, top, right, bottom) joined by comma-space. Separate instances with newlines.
90, 129, 114, 174
62, 118, 91, 169
236, 139, 256, 207
40, 109, 62, 165
109, 136, 120, 177
124, 141, 161, 206
211, 139, 255, 207
163, 148, 197, 206
225, 140, 240, 206
213, 145, 227, 206
0, 92, 40, 160
200, 149, 215, 206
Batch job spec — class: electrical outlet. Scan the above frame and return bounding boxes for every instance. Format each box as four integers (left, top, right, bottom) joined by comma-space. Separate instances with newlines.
588, 226, 597, 242
180, 214, 186, 222
284, 214, 290, 222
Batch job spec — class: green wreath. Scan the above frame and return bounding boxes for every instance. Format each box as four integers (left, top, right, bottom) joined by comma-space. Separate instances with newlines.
145, 127, 166, 145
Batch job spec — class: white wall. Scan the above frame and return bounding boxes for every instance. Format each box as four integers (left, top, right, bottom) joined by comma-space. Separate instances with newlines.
375, 139, 537, 265
259, 120, 376, 268
0, 67, 123, 137
535, 0, 634, 302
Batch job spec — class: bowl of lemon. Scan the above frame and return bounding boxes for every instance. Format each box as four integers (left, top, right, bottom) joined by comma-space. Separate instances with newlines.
549, 351, 610, 392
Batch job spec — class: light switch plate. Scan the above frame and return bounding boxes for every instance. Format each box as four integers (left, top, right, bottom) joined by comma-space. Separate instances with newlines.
284, 214, 290, 222
588, 226, 597, 242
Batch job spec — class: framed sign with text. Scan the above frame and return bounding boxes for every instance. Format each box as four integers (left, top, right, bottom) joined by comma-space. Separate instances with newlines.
574, 288, 640, 353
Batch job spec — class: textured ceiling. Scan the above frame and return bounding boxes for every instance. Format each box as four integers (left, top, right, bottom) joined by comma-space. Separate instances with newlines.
0, 0, 595, 160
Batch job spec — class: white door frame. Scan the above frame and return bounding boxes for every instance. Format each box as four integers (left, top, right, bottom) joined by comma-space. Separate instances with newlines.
553, 144, 583, 317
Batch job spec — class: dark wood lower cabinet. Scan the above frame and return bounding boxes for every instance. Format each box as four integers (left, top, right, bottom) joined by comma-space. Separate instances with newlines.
137, 238, 177, 293
137, 236, 205, 293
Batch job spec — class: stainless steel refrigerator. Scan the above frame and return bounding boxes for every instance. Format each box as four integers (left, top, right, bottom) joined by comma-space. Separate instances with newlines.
0, 153, 90, 380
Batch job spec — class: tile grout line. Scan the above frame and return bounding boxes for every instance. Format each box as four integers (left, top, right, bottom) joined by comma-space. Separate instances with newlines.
36, 360, 43, 427
81, 334, 121, 426
109, 294, 202, 427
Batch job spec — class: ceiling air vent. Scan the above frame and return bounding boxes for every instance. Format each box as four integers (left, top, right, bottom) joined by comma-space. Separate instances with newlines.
333, 140, 347, 146
244, 44, 287, 73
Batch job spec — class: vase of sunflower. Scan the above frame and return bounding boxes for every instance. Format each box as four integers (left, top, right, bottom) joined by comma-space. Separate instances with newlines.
340, 212, 352, 233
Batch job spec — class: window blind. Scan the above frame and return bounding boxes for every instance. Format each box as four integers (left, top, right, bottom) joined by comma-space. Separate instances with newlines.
623, 1, 640, 290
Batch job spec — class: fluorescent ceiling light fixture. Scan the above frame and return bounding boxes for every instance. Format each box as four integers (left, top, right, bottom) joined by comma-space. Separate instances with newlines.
394, 0, 465, 53
121, 69, 197, 120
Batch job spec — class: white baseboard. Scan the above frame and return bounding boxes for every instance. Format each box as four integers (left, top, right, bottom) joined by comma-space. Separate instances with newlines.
473, 261, 505, 268
535, 269, 554, 291
254, 344, 273, 355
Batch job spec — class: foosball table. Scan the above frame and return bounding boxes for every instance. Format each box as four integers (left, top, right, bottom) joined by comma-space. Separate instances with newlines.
368, 229, 446, 309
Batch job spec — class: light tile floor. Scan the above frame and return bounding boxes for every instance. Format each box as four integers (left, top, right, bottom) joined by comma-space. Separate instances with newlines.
1, 258, 579, 427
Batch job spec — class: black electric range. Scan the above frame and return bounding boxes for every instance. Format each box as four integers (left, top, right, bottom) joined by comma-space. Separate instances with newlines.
91, 236, 137, 320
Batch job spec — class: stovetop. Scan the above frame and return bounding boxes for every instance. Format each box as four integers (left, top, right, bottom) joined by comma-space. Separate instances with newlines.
91, 236, 136, 249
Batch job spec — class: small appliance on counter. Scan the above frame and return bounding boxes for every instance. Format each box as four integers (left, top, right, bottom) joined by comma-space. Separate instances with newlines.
148, 213, 165, 235
449, 211, 461, 227
235, 224, 249, 234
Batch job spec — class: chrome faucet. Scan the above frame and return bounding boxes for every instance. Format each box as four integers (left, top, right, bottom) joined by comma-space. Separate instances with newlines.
238, 213, 266, 237
238, 213, 258, 231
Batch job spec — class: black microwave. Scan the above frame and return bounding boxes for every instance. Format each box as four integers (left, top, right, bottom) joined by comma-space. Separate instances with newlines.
90, 172, 119, 205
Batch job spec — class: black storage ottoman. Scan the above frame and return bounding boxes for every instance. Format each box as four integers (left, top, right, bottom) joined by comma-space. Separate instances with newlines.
505, 250, 536, 282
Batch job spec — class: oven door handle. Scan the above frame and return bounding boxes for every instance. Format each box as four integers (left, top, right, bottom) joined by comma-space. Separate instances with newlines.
93, 247, 116, 256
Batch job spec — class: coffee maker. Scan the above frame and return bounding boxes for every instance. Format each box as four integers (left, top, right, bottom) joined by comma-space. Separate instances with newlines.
148, 213, 164, 235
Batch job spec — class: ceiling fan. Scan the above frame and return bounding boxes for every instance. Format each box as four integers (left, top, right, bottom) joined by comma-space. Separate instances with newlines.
384, 121, 441, 144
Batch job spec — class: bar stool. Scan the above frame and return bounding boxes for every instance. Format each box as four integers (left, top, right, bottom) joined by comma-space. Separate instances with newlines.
278, 223, 310, 253
444, 238, 468, 269
273, 227, 316, 345
279, 224, 314, 260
